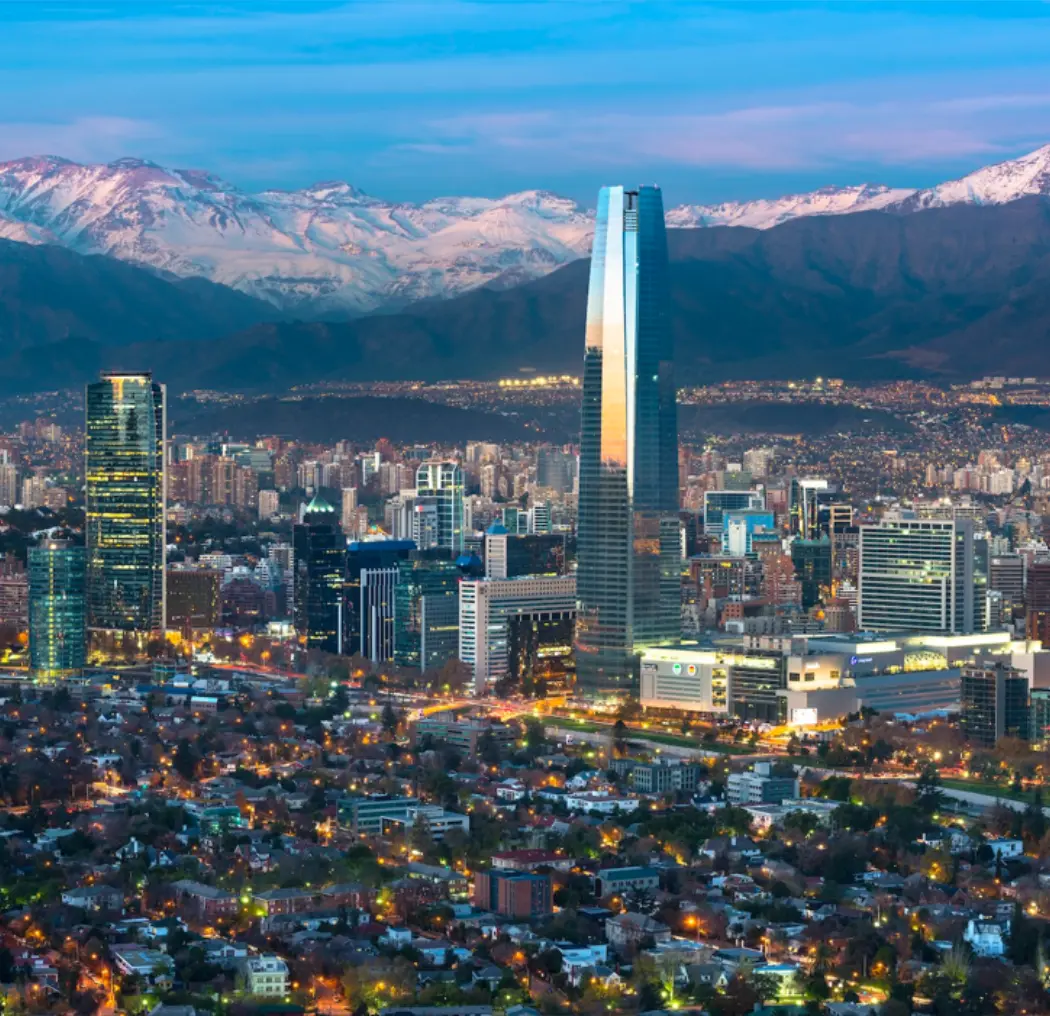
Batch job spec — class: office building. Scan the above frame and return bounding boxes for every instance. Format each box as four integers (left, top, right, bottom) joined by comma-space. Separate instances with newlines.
726, 761, 799, 805
393, 559, 460, 671
576, 185, 679, 699
473, 870, 553, 918
961, 663, 1030, 748
703, 490, 764, 536
292, 495, 345, 653
791, 536, 833, 611
460, 575, 576, 691
640, 646, 731, 714
989, 554, 1025, 623
166, 569, 222, 632
789, 478, 829, 539
359, 565, 399, 663
415, 461, 464, 554
858, 516, 984, 633
345, 539, 415, 657
627, 761, 703, 794
415, 717, 515, 753
722, 509, 775, 556
27, 541, 86, 680
85, 372, 166, 647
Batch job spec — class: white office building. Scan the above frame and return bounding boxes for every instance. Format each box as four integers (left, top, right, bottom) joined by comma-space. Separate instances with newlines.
459, 575, 576, 691
858, 514, 986, 633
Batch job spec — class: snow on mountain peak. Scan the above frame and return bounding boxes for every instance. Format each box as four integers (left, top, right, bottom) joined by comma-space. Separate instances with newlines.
0, 145, 1049, 311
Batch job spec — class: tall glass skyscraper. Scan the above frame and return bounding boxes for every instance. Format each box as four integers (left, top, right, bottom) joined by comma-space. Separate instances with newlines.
85, 372, 166, 646
575, 186, 679, 700
293, 495, 346, 653
28, 541, 86, 680
415, 461, 465, 554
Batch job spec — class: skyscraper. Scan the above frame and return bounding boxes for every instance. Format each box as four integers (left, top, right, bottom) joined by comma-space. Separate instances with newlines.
415, 461, 464, 554
85, 372, 166, 647
858, 515, 986, 633
28, 541, 86, 680
293, 495, 345, 653
575, 185, 679, 700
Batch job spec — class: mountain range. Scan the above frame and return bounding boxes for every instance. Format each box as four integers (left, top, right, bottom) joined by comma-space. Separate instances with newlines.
6, 193, 1050, 394
3, 145, 1050, 312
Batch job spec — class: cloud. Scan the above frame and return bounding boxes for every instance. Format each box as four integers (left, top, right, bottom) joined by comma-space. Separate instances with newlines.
415, 94, 1050, 173
0, 116, 163, 163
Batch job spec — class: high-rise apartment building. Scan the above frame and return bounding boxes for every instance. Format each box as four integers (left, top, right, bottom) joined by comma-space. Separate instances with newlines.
858, 516, 984, 633
85, 372, 166, 644
340, 487, 359, 534
0, 463, 18, 507
575, 185, 679, 699
166, 568, 222, 632
415, 462, 464, 553
258, 489, 280, 519
28, 541, 86, 680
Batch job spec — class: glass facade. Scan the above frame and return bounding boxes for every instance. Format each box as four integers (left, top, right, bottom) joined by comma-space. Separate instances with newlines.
393, 559, 460, 671
858, 517, 984, 633
576, 186, 679, 700
415, 461, 464, 554
85, 373, 166, 640
28, 541, 86, 679
293, 495, 346, 653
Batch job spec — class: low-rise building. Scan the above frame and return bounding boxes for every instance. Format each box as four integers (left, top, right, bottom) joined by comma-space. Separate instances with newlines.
244, 954, 289, 997
595, 867, 660, 898
726, 761, 799, 806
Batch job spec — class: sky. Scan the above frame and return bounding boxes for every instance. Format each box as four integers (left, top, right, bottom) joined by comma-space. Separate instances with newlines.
4, 1, 1050, 205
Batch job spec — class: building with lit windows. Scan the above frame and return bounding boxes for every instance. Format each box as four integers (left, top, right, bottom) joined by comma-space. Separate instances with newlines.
858, 515, 986, 633
415, 461, 464, 554
85, 372, 166, 651
28, 541, 86, 680
292, 495, 345, 653
460, 574, 576, 692
575, 185, 679, 700
393, 559, 460, 671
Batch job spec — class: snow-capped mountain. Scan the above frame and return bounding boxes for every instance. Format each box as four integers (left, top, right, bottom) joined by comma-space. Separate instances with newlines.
2, 145, 1050, 312
0, 156, 592, 312
895, 143, 1050, 212
666, 183, 914, 229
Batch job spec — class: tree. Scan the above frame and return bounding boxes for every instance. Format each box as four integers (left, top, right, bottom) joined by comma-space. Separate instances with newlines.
381, 702, 401, 737
172, 740, 199, 782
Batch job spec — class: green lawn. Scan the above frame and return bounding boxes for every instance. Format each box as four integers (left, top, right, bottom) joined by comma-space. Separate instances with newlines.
543, 715, 756, 754
939, 777, 1039, 804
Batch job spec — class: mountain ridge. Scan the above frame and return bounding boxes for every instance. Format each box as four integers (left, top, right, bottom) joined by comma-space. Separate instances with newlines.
2, 145, 1050, 313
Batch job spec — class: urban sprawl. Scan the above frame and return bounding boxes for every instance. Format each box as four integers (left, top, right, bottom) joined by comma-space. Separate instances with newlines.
2, 188, 1050, 1016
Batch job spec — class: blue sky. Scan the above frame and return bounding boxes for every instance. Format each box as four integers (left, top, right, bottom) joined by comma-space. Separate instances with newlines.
3, 1, 1050, 204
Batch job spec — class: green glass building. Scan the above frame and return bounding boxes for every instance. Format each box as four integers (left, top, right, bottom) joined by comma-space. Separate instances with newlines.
85, 373, 166, 645
28, 541, 86, 680
393, 558, 460, 671
575, 185, 679, 700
